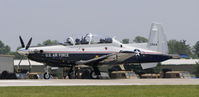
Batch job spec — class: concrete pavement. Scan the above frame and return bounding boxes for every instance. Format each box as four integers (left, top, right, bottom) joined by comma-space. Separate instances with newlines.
0, 79, 199, 87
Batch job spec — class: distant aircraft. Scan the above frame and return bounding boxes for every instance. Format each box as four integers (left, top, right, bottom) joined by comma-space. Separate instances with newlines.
17, 23, 172, 79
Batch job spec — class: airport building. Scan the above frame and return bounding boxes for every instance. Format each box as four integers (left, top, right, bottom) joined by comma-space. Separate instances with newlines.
0, 55, 14, 74
0, 54, 198, 79
14, 60, 66, 79
161, 59, 199, 74
14, 59, 198, 78
14, 60, 45, 72
0, 55, 16, 79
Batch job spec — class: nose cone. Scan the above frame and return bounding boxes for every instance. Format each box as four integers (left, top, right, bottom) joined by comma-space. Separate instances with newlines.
17, 48, 29, 55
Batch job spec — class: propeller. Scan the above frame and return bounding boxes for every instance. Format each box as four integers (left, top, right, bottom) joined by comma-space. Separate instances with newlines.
19, 36, 25, 48
19, 36, 32, 50
26, 37, 32, 50
17, 36, 33, 73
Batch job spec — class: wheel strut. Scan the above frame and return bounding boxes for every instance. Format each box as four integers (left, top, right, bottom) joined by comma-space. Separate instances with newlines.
44, 66, 51, 79
68, 65, 76, 79
91, 66, 101, 79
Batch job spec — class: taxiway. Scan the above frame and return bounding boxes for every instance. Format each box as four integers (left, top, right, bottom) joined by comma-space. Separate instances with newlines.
0, 79, 199, 87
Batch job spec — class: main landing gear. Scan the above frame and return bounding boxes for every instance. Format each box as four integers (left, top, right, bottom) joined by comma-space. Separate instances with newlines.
90, 66, 101, 79
67, 65, 101, 79
68, 65, 76, 79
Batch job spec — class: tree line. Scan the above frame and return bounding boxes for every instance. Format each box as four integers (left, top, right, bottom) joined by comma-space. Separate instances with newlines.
0, 36, 199, 59
0, 39, 59, 59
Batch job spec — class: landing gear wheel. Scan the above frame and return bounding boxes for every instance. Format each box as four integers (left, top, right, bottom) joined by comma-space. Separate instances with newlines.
90, 71, 99, 79
44, 72, 50, 79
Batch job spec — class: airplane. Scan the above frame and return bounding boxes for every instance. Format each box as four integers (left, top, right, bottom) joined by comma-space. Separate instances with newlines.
127, 23, 169, 69
17, 23, 173, 79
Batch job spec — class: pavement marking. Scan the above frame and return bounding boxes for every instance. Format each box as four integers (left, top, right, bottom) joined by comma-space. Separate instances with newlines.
0, 79, 199, 87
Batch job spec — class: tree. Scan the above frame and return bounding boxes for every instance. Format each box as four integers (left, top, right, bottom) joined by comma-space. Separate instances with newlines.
0, 40, 11, 54
9, 51, 26, 59
133, 36, 148, 43
6, 46, 27, 59
122, 39, 129, 44
193, 41, 199, 58
168, 40, 192, 57
38, 40, 59, 46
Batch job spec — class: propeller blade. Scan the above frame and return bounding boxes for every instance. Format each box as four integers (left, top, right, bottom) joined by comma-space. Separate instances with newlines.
25, 37, 32, 50
19, 36, 25, 48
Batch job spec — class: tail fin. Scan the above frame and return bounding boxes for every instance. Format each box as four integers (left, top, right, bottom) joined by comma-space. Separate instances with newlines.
147, 23, 168, 54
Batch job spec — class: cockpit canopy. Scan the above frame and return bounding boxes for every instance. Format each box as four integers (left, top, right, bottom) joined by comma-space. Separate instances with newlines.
65, 33, 113, 45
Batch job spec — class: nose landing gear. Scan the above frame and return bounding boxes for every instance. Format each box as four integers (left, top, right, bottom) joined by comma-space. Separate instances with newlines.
44, 72, 50, 79
43, 66, 52, 79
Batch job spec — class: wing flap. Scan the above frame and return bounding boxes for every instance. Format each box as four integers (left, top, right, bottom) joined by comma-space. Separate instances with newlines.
76, 53, 118, 65
76, 51, 136, 65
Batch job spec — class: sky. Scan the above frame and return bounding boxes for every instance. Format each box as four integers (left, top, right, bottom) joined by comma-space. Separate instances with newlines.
0, 0, 198, 51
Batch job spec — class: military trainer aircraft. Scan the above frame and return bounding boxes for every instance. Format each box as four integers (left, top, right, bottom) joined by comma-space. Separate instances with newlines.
17, 23, 172, 79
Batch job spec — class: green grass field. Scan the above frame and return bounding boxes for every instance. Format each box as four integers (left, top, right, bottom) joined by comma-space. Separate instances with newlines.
0, 85, 198, 97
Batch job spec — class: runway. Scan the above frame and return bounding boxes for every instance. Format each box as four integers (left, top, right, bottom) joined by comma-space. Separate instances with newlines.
0, 79, 199, 87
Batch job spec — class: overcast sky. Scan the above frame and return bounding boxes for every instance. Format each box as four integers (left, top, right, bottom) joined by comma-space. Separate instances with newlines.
0, 0, 198, 51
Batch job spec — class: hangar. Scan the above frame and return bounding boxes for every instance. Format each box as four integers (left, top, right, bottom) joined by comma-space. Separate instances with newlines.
14, 60, 66, 79
0, 54, 198, 79
161, 59, 199, 74
0, 55, 14, 74
0, 55, 16, 79
13, 60, 135, 79
15, 59, 199, 73
14, 59, 199, 78
14, 60, 44, 72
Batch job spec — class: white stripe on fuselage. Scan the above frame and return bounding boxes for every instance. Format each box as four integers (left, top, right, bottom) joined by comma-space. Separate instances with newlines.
25, 43, 164, 55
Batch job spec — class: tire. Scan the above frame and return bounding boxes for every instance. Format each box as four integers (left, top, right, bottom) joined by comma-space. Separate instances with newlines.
90, 71, 98, 79
44, 72, 50, 79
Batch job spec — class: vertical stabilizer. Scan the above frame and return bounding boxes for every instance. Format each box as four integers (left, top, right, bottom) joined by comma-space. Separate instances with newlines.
147, 23, 168, 54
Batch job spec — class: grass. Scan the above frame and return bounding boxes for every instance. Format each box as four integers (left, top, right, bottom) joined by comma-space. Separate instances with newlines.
0, 85, 199, 97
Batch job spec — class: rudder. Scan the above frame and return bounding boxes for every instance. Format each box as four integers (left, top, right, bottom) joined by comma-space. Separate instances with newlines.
147, 23, 168, 54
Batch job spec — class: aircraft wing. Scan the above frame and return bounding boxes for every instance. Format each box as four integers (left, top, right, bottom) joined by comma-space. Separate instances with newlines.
76, 53, 118, 65
76, 51, 136, 65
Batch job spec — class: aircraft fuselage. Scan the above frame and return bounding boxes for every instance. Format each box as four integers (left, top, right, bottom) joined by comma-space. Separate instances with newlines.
23, 43, 171, 67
